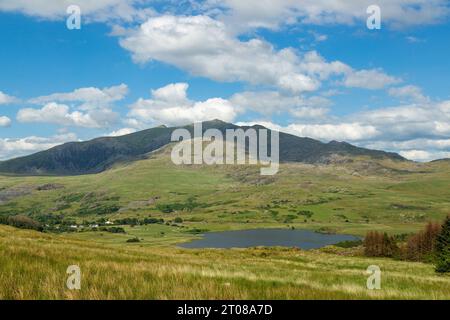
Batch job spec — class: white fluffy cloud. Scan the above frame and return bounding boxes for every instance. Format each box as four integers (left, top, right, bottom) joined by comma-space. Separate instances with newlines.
120, 15, 399, 93
108, 127, 137, 137
29, 84, 128, 110
287, 123, 380, 141
290, 106, 330, 119
128, 83, 238, 126
388, 85, 429, 103
0, 0, 147, 22
366, 138, 450, 151
120, 15, 321, 93
343, 69, 401, 90
239, 98, 450, 161
297, 51, 352, 81
230, 90, 331, 118
0, 116, 11, 127
352, 103, 450, 140
17, 102, 117, 128
2, 0, 448, 29
0, 91, 17, 105
211, 0, 450, 31
16, 84, 127, 128
237, 120, 380, 142
399, 150, 450, 162
0, 133, 77, 160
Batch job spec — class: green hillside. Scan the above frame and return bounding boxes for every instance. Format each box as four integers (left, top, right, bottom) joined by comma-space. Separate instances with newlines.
0, 143, 448, 238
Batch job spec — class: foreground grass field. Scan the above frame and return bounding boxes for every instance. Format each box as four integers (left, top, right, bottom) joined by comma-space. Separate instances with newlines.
1, 225, 449, 300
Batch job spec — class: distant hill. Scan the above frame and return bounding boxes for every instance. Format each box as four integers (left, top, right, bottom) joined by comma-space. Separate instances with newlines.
430, 158, 450, 163
0, 120, 405, 175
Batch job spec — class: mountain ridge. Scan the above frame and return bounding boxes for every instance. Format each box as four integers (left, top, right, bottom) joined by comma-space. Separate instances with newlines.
0, 120, 406, 175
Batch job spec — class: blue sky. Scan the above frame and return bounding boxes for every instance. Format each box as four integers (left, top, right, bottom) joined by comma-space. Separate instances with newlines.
0, 0, 450, 161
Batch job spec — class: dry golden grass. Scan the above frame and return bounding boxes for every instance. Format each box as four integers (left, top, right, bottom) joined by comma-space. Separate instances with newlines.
1, 225, 449, 300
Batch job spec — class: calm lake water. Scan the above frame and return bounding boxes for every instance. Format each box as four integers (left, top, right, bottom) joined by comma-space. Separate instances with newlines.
178, 228, 360, 249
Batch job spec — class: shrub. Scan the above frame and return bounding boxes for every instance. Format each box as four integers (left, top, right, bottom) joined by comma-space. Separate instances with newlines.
335, 239, 363, 248
282, 214, 297, 223
143, 218, 164, 224
99, 227, 125, 234
297, 210, 314, 218
114, 217, 139, 226
174, 217, 183, 223
185, 228, 208, 234
126, 237, 141, 243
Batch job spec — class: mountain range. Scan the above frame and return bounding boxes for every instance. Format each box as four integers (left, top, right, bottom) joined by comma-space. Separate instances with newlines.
0, 120, 405, 175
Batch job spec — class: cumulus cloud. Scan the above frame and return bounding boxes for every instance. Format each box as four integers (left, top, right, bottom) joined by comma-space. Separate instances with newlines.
230, 90, 331, 118
0, 116, 11, 127
0, 0, 150, 22
290, 106, 329, 119
29, 84, 128, 110
17, 84, 127, 128
287, 123, 380, 141
108, 127, 137, 137
337, 100, 450, 160
17, 102, 118, 128
0, 132, 77, 160
399, 150, 450, 162
120, 15, 399, 93
210, 0, 450, 31
237, 120, 380, 142
366, 138, 450, 151
2, 0, 448, 29
351, 103, 450, 140
0, 91, 17, 105
237, 97, 450, 161
343, 69, 401, 90
120, 15, 321, 93
297, 51, 352, 80
388, 85, 429, 103
128, 83, 238, 126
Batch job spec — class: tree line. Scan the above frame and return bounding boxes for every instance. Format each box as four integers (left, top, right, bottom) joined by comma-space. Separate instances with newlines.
364, 216, 450, 273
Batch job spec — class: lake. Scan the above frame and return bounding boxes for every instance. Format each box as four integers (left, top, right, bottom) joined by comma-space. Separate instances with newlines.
178, 228, 360, 249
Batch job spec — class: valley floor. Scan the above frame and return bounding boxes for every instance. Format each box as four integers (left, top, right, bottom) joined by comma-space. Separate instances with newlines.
1, 225, 449, 300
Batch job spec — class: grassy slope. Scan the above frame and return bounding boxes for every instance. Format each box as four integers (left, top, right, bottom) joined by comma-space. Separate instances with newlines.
1, 225, 449, 300
1, 147, 449, 238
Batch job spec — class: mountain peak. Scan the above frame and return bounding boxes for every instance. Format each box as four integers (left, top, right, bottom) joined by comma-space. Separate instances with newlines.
0, 121, 405, 175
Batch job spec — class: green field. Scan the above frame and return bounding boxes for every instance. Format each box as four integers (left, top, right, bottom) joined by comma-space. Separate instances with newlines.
1, 225, 449, 299
1, 147, 450, 299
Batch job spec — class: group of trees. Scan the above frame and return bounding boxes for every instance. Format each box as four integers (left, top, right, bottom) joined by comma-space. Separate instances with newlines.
364, 231, 398, 257
405, 221, 441, 261
114, 217, 165, 226
364, 216, 450, 273
435, 217, 450, 273
0, 215, 43, 231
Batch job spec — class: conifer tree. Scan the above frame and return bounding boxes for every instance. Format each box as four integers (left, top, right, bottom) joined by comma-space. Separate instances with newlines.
435, 216, 450, 273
